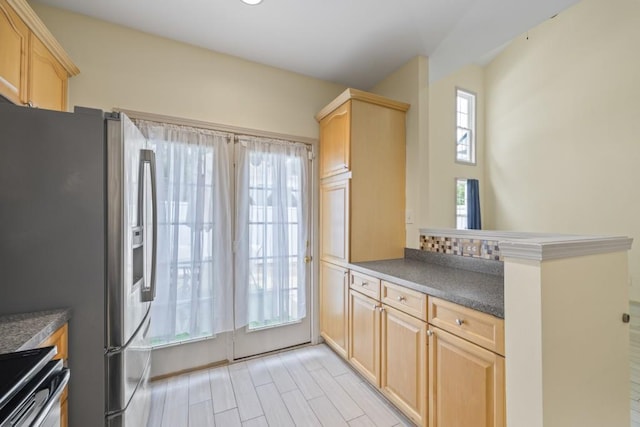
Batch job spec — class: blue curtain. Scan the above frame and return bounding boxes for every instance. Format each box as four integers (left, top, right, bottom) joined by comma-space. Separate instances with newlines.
467, 179, 481, 230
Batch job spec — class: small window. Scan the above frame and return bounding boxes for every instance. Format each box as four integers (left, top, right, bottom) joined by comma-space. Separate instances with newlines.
456, 89, 476, 164
456, 178, 468, 230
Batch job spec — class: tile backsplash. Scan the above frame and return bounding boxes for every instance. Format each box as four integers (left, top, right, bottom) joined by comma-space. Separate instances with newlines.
420, 235, 502, 261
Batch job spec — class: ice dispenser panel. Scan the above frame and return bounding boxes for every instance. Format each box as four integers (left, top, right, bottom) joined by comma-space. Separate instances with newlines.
132, 226, 144, 289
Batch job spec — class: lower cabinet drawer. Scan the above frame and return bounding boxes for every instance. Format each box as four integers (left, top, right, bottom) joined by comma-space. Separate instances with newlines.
350, 270, 381, 300
381, 281, 427, 321
428, 297, 504, 355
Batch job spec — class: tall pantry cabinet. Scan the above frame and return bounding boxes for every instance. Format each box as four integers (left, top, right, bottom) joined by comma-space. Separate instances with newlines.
316, 88, 409, 357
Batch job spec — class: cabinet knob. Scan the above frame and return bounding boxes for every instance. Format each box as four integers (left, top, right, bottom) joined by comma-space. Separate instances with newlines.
25, 100, 34, 108
427, 330, 433, 337
455, 318, 465, 326
397, 296, 406, 303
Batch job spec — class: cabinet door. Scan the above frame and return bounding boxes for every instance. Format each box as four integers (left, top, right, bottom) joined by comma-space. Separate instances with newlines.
429, 327, 505, 427
348, 289, 380, 386
319, 102, 350, 178
319, 178, 349, 264
29, 33, 67, 111
319, 261, 349, 358
381, 305, 427, 427
0, 0, 28, 104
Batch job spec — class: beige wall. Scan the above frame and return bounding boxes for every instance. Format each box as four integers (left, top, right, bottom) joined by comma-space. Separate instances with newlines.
428, 64, 486, 228
371, 58, 487, 244
485, 0, 640, 299
32, 2, 345, 139
371, 56, 429, 248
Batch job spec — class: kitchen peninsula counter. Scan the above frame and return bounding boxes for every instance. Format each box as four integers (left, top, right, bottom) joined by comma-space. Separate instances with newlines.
0, 308, 70, 354
351, 250, 504, 318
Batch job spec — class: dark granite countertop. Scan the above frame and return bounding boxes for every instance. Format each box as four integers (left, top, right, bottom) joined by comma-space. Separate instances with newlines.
351, 256, 504, 318
0, 309, 71, 354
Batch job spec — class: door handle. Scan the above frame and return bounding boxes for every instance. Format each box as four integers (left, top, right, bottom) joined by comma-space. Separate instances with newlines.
139, 149, 157, 302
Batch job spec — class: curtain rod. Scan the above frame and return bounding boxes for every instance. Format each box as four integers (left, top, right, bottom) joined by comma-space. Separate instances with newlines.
113, 107, 318, 146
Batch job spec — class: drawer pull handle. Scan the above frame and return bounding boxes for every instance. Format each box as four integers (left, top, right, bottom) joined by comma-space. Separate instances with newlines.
397, 296, 406, 303
455, 318, 465, 326
362, 282, 368, 287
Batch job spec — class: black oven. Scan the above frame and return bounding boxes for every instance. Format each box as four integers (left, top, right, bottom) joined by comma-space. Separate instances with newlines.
0, 347, 70, 427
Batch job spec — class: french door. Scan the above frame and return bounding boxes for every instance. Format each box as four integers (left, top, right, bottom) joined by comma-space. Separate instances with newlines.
142, 118, 312, 373
232, 137, 312, 359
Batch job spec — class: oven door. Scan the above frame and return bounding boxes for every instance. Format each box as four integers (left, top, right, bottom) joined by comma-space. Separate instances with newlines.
1, 363, 70, 427
32, 367, 69, 427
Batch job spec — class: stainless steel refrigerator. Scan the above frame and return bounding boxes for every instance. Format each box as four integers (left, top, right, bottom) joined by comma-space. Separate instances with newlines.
0, 104, 157, 427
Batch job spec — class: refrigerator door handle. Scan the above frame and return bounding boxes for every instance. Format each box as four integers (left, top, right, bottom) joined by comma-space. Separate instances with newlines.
139, 149, 157, 302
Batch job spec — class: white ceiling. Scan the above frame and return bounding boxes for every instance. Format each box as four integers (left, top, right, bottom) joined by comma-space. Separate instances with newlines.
35, 0, 581, 89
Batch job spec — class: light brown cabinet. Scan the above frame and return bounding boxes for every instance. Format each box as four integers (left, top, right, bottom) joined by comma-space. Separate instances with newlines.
317, 88, 410, 402
319, 177, 350, 264
428, 327, 505, 427
381, 304, 427, 427
319, 261, 349, 358
428, 297, 505, 427
348, 289, 380, 385
428, 297, 505, 356
319, 101, 350, 178
0, 0, 29, 104
39, 323, 69, 427
348, 271, 428, 426
0, 0, 78, 110
316, 88, 409, 265
29, 32, 68, 111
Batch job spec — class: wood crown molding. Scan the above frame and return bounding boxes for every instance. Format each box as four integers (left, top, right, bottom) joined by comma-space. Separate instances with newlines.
7, 0, 79, 76
315, 88, 410, 121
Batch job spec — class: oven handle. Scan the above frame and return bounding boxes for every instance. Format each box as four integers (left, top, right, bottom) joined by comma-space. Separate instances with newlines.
32, 368, 70, 427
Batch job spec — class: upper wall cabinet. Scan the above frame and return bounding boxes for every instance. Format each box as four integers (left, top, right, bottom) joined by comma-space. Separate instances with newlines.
0, 0, 29, 104
0, 0, 79, 111
319, 102, 351, 178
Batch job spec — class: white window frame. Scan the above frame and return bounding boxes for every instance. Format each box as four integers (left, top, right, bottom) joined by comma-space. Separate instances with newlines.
456, 178, 468, 230
455, 88, 476, 165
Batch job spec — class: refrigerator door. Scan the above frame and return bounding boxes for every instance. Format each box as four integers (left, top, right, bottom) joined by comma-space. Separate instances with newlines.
105, 360, 151, 427
105, 311, 151, 419
106, 113, 152, 350
105, 113, 156, 422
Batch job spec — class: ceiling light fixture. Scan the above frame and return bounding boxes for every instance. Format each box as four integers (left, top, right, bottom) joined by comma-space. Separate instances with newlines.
241, 0, 263, 5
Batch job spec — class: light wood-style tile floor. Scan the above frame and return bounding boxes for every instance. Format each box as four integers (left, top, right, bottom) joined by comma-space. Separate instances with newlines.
147, 344, 414, 427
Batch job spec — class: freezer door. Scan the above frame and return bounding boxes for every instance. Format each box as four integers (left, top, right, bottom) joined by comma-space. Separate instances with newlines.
105, 361, 151, 427
105, 309, 151, 417
106, 113, 153, 349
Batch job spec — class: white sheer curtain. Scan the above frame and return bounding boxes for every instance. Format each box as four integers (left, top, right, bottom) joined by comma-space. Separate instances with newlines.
135, 120, 234, 344
234, 136, 309, 329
